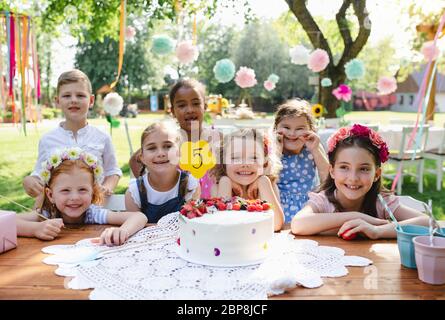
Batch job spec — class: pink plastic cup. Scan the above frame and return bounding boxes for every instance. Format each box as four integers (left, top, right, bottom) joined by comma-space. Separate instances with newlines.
413, 236, 445, 285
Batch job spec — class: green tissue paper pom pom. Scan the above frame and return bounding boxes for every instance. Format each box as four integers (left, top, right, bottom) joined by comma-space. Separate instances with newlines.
151, 35, 175, 55
213, 59, 236, 83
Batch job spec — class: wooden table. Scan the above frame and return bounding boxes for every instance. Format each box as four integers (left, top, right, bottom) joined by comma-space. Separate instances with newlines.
1, 225, 444, 300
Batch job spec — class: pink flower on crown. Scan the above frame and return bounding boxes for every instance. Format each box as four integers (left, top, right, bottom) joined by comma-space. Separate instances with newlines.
327, 127, 350, 153
350, 124, 370, 137
327, 124, 389, 163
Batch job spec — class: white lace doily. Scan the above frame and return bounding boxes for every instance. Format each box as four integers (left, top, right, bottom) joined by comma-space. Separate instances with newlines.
42, 213, 372, 300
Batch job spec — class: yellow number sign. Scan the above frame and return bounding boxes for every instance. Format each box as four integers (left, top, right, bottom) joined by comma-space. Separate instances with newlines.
179, 140, 216, 179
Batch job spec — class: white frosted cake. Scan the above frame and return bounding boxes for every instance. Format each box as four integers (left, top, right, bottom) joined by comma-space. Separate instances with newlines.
176, 198, 274, 267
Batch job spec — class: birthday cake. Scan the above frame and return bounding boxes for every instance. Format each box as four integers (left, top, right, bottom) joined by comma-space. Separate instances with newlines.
177, 197, 274, 267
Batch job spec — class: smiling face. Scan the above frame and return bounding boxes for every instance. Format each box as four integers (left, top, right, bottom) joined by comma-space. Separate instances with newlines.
140, 127, 180, 175
171, 87, 205, 135
224, 137, 266, 186
56, 82, 94, 124
275, 115, 310, 154
329, 146, 381, 206
45, 167, 94, 223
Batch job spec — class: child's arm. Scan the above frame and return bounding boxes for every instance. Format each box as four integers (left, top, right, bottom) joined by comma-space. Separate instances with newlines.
99, 210, 148, 246
191, 185, 201, 200
257, 176, 285, 232
303, 132, 329, 182
291, 205, 388, 236
23, 176, 45, 198
341, 204, 429, 239
217, 176, 233, 198
125, 189, 142, 212
16, 212, 64, 240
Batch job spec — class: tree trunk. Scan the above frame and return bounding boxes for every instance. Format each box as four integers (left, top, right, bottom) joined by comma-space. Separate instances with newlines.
285, 0, 371, 118
320, 68, 346, 118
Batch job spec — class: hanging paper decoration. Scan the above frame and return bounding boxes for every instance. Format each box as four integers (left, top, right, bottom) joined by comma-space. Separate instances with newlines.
332, 84, 352, 102
308, 49, 330, 73
289, 45, 310, 65
103, 92, 123, 135
377, 76, 397, 95
421, 41, 440, 61
321, 78, 332, 87
264, 80, 275, 91
151, 35, 175, 55
235, 67, 257, 88
267, 74, 280, 84
125, 26, 136, 40
104, 92, 124, 116
213, 59, 235, 83
344, 59, 365, 80
176, 40, 199, 64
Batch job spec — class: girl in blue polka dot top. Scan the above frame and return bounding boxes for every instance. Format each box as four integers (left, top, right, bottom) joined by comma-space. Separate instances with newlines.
274, 99, 330, 223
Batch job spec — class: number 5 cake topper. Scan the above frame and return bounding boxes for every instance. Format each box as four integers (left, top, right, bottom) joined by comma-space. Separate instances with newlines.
179, 140, 216, 179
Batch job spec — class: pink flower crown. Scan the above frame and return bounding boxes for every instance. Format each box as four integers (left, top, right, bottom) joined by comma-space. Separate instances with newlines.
327, 124, 389, 163
39, 147, 103, 185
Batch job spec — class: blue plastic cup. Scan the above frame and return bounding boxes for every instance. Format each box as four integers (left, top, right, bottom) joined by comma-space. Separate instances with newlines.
436, 228, 445, 237
396, 225, 430, 269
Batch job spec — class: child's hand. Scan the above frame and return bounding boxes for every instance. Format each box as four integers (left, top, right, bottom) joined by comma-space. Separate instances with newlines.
34, 219, 64, 241
23, 176, 44, 197
247, 179, 259, 199
338, 219, 383, 240
300, 131, 320, 152
99, 227, 129, 246
100, 185, 114, 197
231, 180, 243, 197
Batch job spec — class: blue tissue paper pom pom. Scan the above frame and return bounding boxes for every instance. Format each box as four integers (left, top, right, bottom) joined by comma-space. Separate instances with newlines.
345, 59, 365, 80
213, 59, 236, 83
151, 35, 175, 55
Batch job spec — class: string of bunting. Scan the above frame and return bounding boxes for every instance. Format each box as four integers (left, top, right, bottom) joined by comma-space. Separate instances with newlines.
0, 11, 41, 135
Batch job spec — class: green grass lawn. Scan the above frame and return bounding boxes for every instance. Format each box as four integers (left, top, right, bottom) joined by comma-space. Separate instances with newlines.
1, 111, 444, 219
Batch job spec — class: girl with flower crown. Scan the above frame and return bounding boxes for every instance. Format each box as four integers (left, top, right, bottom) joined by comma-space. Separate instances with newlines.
273, 99, 330, 223
17, 148, 147, 245
210, 128, 285, 231
291, 124, 429, 240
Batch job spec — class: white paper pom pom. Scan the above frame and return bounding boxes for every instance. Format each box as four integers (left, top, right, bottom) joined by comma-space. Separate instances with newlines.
103, 92, 124, 116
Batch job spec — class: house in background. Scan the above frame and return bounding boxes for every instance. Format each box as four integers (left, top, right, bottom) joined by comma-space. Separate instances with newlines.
391, 66, 445, 113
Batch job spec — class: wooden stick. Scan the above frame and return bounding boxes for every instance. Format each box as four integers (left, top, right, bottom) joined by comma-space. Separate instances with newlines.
0, 194, 48, 220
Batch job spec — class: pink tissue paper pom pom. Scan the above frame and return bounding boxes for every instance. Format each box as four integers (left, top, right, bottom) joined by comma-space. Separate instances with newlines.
235, 67, 257, 88
176, 40, 199, 64
332, 84, 352, 102
125, 26, 136, 40
377, 76, 397, 95
263, 80, 275, 91
308, 49, 330, 73
421, 41, 440, 61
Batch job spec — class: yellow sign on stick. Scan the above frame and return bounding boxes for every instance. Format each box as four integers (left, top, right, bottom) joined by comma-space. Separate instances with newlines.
179, 140, 216, 179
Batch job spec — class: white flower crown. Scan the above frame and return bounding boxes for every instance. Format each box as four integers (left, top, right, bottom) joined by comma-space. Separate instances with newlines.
39, 147, 103, 184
